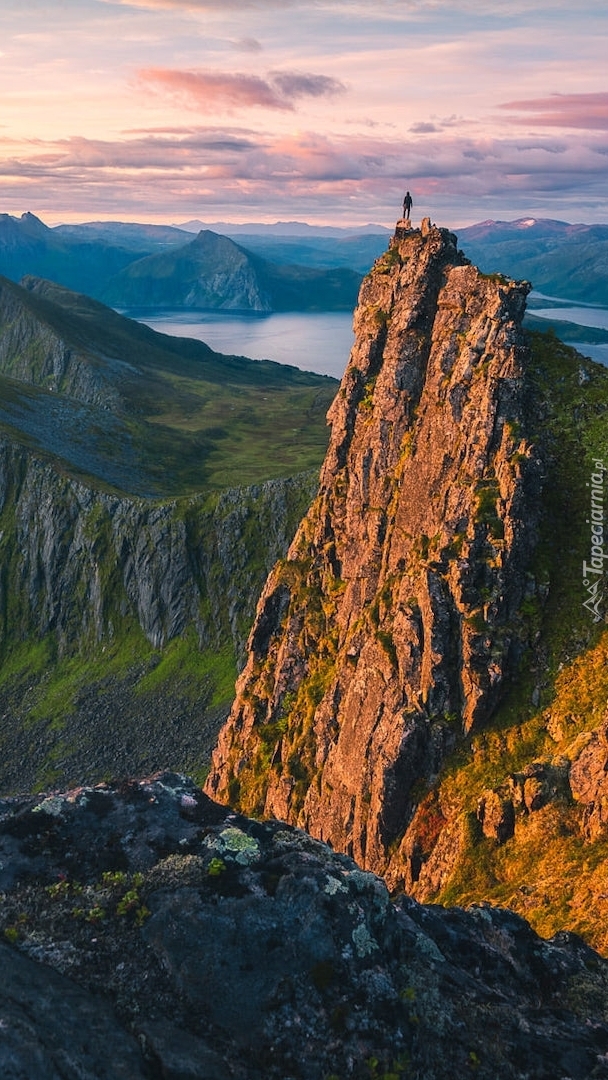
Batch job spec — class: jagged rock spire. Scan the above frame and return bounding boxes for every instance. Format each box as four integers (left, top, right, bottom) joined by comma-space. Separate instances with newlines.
206, 222, 542, 874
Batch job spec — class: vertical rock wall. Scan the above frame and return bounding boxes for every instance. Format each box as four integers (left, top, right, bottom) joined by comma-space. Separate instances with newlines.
0, 439, 315, 660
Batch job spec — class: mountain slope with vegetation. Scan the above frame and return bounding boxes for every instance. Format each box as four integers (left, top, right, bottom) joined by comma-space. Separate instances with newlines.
0, 275, 337, 794
0, 274, 336, 494
458, 217, 608, 305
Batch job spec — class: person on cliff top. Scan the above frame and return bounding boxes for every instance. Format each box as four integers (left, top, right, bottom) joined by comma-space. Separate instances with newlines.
403, 191, 413, 219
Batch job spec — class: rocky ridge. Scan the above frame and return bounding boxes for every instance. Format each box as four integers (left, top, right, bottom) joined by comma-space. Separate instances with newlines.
2, 771, 608, 1080
206, 218, 544, 874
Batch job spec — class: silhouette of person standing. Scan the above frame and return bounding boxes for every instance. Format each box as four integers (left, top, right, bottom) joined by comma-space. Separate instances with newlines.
403, 191, 413, 219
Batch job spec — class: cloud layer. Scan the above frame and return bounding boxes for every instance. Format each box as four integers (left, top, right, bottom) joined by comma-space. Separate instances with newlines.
138, 68, 346, 112
500, 92, 608, 132
2, 121, 607, 224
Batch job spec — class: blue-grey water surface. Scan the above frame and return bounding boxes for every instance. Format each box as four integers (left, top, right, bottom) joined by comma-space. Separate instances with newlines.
529, 292, 608, 366
136, 310, 355, 380
134, 298, 608, 377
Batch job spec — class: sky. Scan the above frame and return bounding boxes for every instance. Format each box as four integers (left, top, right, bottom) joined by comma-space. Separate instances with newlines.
0, 0, 607, 229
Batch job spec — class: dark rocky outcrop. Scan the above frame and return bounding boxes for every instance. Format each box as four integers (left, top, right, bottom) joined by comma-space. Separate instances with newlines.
206, 219, 544, 876
1, 772, 608, 1080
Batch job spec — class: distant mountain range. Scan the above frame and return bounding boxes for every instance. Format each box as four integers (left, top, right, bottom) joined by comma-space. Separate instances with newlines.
176, 219, 391, 237
0, 213, 369, 312
55, 217, 390, 276
458, 217, 608, 306
1, 212, 607, 315
0, 212, 141, 299
100, 228, 362, 312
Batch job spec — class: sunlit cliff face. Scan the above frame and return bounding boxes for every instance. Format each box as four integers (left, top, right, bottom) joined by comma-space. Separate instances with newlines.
206, 220, 541, 872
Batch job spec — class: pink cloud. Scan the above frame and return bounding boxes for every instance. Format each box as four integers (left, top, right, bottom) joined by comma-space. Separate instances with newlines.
138, 68, 345, 113
139, 69, 291, 111
499, 92, 608, 131
0, 127, 602, 189
101, 0, 307, 8
99, 0, 303, 7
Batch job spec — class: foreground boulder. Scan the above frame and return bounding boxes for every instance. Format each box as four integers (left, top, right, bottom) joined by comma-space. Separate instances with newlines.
1, 772, 608, 1079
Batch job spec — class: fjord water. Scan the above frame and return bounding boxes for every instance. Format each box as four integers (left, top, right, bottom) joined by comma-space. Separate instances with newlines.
136, 310, 355, 379
135, 299, 608, 377
529, 291, 608, 366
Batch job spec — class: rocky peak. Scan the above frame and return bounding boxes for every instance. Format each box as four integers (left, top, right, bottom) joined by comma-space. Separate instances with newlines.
0, 211, 50, 250
205, 220, 543, 874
